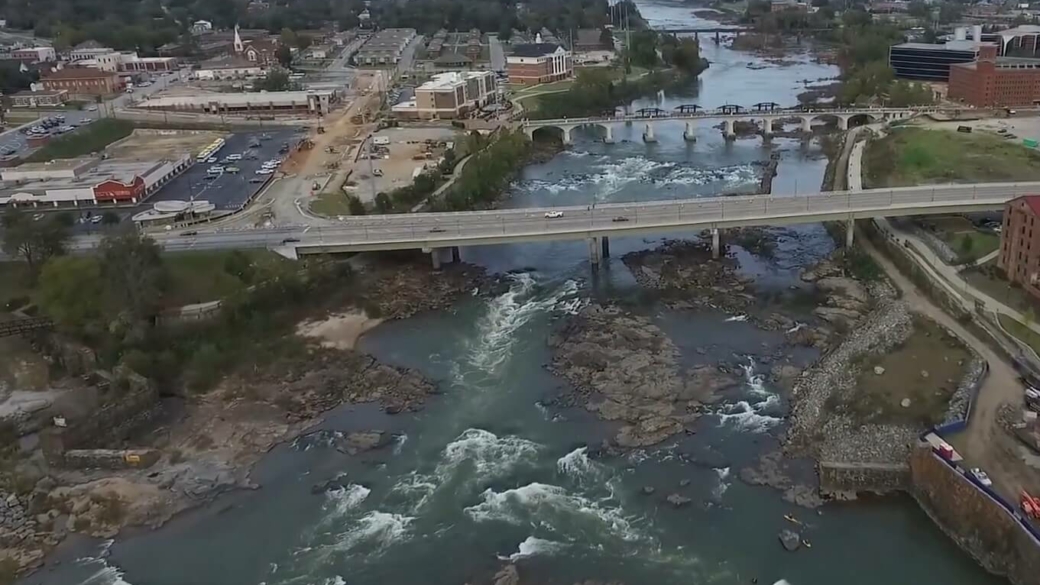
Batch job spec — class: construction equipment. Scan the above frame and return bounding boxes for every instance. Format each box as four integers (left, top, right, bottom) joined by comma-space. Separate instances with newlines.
1021, 491, 1040, 519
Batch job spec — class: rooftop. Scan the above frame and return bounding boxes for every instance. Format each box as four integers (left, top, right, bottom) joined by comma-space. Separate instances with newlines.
42, 67, 117, 80
0, 159, 175, 195
511, 43, 565, 57
138, 89, 335, 108
200, 56, 262, 69
418, 71, 490, 90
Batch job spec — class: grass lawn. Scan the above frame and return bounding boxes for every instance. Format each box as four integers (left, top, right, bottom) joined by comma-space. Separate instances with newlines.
310, 190, 355, 217
846, 316, 971, 427
962, 261, 1040, 315
999, 313, 1040, 357
864, 127, 1040, 188
163, 250, 287, 307
0, 262, 32, 312
25, 118, 135, 162
922, 216, 1001, 262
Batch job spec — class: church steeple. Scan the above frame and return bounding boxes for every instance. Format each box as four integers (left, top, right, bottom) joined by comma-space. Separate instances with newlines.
233, 24, 244, 53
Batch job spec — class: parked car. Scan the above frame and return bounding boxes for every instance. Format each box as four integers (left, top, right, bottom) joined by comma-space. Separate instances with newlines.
970, 468, 993, 487
90, 215, 103, 224
255, 169, 274, 175
225, 166, 240, 174
206, 157, 218, 163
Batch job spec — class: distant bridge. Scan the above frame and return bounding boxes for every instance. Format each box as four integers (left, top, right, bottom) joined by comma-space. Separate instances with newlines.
657, 26, 750, 34
521, 106, 935, 143
0, 317, 52, 338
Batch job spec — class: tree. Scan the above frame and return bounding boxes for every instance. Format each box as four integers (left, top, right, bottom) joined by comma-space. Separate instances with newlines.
599, 27, 614, 50
276, 44, 293, 69
347, 195, 366, 215
907, 1, 930, 18
1, 208, 71, 279
374, 192, 393, 213
498, 23, 514, 42
98, 229, 168, 323
37, 256, 104, 332
960, 233, 975, 259
223, 250, 256, 284
254, 69, 295, 92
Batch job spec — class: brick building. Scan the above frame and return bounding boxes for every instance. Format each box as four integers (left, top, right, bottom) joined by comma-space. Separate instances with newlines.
999, 196, 1040, 299
949, 44, 1040, 107
40, 67, 124, 96
391, 71, 496, 119
507, 41, 572, 86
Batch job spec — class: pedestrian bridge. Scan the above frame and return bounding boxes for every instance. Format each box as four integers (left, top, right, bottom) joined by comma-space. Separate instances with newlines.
250, 182, 1029, 262
520, 106, 941, 143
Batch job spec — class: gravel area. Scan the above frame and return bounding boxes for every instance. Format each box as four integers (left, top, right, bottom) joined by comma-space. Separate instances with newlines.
944, 355, 987, 425
788, 278, 920, 463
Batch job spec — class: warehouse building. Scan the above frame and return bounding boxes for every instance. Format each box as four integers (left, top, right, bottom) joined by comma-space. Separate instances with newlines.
0, 156, 192, 208
949, 43, 1040, 106
354, 28, 417, 66
136, 89, 339, 116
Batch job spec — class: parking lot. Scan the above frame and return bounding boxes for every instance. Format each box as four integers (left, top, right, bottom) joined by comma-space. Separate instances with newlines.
146, 129, 304, 211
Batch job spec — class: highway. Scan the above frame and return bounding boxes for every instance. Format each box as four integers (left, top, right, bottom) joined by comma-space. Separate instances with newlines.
117, 182, 1040, 255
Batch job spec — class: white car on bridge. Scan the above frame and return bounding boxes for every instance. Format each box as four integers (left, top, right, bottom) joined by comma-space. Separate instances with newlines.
545, 210, 564, 219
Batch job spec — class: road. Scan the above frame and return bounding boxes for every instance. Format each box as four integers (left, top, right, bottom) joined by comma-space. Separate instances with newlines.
60, 181, 1039, 255
488, 34, 506, 72
397, 35, 425, 74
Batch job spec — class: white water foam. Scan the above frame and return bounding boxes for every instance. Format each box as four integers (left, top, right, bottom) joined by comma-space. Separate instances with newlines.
557, 446, 599, 480
725, 314, 748, 322
464, 274, 580, 374
324, 484, 371, 517
465, 482, 640, 541
438, 428, 541, 478
717, 358, 782, 432
73, 540, 134, 585
713, 467, 732, 498
387, 470, 439, 511
393, 433, 408, 455
497, 536, 566, 561
333, 511, 414, 553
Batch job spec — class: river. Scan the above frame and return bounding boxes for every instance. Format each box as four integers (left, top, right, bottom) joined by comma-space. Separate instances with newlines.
25, 3, 1008, 585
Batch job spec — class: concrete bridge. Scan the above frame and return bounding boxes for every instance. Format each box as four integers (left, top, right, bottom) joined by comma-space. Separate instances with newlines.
154, 182, 1036, 267
520, 106, 936, 143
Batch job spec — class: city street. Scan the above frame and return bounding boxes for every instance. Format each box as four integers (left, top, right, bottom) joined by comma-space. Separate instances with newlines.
488, 34, 506, 72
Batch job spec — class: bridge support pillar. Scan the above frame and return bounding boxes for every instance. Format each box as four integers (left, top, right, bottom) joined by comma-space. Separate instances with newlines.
845, 219, 855, 248
430, 248, 442, 270
643, 123, 657, 143
762, 117, 773, 137
711, 228, 720, 259
601, 236, 610, 259
838, 116, 849, 131
451, 246, 461, 263
683, 122, 696, 142
588, 237, 601, 268
603, 125, 614, 144
562, 126, 573, 145
801, 117, 812, 134
715, 31, 721, 43
723, 119, 735, 140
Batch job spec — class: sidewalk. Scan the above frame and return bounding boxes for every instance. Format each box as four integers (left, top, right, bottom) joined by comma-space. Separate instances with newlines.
848, 135, 1040, 339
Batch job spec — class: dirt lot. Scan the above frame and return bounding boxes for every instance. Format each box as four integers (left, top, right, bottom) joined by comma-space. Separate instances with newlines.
846, 315, 971, 427
106, 129, 225, 161
355, 126, 460, 194
923, 115, 1040, 143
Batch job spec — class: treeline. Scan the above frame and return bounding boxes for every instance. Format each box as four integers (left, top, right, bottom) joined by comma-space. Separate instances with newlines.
3, 209, 354, 392
436, 130, 531, 211
373, 0, 644, 36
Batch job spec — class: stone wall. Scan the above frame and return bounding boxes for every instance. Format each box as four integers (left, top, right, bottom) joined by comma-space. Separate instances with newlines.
910, 444, 1040, 585
41, 371, 162, 464
62, 449, 160, 470
818, 460, 910, 497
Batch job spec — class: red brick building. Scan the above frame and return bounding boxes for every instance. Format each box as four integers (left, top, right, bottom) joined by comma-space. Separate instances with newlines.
40, 67, 124, 96
506, 43, 572, 86
949, 44, 1040, 107
999, 196, 1040, 299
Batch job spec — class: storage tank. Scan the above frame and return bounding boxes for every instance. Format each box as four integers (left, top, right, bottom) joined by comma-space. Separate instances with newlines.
955, 27, 967, 41
972, 25, 983, 42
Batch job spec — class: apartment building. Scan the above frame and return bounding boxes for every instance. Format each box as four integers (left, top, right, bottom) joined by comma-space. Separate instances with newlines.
999, 195, 1040, 300
506, 41, 572, 86
391, 71, 496, 119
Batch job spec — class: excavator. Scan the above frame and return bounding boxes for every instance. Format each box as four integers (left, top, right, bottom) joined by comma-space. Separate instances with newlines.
1020, 491, 1040, 519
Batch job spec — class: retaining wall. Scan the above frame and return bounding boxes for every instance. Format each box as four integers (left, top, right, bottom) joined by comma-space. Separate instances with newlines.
910, 445, 1040, 585
62, 448, 160, 470
818, 461, 910, 496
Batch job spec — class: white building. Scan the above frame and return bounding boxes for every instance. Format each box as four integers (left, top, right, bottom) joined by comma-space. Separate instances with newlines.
194, 57, 265, 80
192, 20, 214, 34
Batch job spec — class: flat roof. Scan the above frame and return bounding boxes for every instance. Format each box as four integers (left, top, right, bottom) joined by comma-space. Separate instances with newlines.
419, 71, 490, 91
7, 158, 94, 175
138, 90, 335, 108
893, 41, 979, 51
0, 160, 172, 194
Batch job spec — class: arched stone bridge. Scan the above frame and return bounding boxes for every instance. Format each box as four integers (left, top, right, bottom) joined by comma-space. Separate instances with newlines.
520, 106, 938, 144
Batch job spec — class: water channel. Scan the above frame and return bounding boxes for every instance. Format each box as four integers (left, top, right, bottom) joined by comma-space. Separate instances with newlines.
26, 3, 1009, 584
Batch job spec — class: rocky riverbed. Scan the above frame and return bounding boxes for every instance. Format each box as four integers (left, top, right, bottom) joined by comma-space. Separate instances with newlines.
548, 304, 740, 448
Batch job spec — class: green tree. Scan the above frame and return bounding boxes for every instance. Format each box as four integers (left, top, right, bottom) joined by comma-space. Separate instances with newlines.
37, 256, 104, 332
101, 211, 121, 225
374, 192, 393, 213
599, 27, 614, 50
1, 208, 71, 279
276, 44, 294, 69
254, 69, 295, 92
223, 250, 256, 284
498, 23, 514, 42
98, 229, 167, 323
907, 1, 930, 18
347, 195, 366, 215
960, 233, 975, 260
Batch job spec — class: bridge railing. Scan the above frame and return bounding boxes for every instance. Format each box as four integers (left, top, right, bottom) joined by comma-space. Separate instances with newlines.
522, 106, 946, 127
